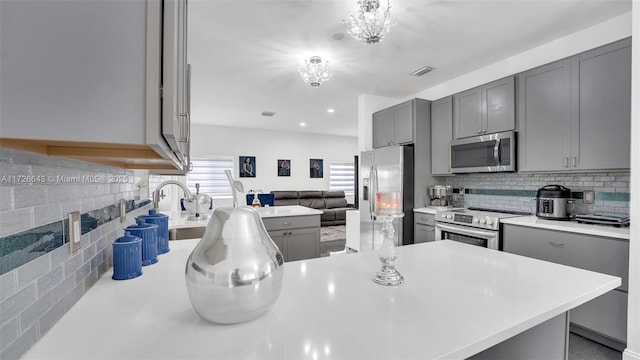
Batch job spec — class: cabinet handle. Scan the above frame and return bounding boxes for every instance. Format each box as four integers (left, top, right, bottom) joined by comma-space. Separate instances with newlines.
564, 157, 569, 168
477, 130, 481, 134
282, 222, 292, 226
178, 112, 190, 143
572, 156, 577, 167
549, 241, 565, 247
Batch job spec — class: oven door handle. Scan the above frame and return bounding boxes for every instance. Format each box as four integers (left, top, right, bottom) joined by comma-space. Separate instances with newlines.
435, 222, 497, 240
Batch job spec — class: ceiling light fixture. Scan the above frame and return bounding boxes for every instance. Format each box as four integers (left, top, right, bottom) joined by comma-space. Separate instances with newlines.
343, 0, 397, 45
327, 108, 335, 113
299, 56, 331, 88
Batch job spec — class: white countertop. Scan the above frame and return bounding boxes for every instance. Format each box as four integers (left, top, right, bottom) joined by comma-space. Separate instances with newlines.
501, 215, 630, 240
23, 239, 619, 359
413, 206, 462, 215
166, 205, 323, 229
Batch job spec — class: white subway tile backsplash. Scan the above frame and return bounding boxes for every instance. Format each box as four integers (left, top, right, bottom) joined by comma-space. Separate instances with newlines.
0, 208, 33, 238
16, 255, 50, 291
19, 291, 52, 332
0, 272, 17, 303
0, 318, 19, 353
0, 284, 37, 325
32, 203, 63, 228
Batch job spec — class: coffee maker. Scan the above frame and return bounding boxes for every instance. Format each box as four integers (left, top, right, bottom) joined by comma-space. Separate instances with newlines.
428, 185, 452, 207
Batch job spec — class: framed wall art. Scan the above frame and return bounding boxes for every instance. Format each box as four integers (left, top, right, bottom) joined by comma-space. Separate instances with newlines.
239, 156, 256, 177
309, 159, 323, 178
277, 159, 290, 177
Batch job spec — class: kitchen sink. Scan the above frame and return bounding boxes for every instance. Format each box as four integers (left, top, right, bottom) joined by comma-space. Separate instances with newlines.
169, 227, 205, 241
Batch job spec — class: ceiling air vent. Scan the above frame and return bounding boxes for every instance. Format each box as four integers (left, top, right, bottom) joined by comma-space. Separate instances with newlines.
261, 111, 276, 117
410, 65, 434, 76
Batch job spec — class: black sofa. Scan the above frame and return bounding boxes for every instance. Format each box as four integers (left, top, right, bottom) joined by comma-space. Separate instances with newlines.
270, 190, 352, 226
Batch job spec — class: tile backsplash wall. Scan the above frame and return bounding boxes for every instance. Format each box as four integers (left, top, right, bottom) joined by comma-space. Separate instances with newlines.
0, 148, 150, 359
443, 172, 630, 216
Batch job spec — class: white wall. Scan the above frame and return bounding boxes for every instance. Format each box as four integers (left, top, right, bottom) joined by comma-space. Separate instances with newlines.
412, 12, 632, 101
190, 124, 358, 198
624, 3, 639, 360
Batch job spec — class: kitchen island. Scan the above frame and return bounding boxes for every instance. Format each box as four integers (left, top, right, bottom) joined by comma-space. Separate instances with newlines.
23, 240, 620, 359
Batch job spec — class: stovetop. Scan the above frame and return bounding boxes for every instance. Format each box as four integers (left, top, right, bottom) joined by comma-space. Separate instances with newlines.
435, 207, 531, 231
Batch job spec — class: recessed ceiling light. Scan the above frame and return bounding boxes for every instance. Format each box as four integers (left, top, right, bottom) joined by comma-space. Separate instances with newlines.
299, 122, 306, 127
327, 108, 335, 113
410, 65, 434, 76
261, 111, 276, 117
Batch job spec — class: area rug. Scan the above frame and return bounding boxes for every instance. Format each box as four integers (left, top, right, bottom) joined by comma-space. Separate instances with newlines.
320, 225, 346, 243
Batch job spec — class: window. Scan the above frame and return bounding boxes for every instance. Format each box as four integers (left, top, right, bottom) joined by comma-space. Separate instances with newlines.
329, 161, 355, 194
186, 157, 234, 197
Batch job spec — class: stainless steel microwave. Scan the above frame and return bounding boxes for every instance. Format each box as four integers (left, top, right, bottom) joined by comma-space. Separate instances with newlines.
450, 131, 516, 173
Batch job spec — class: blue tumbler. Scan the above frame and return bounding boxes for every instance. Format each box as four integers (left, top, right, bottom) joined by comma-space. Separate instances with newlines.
137, 209, 170, 254
125, 219, 158, 266
112, 231, 142, 280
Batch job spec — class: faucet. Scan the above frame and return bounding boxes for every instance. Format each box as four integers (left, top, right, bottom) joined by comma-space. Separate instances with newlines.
153, 180, 193, 209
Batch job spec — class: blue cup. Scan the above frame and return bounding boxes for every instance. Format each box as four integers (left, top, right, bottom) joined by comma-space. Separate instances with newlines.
125, 219, 158, 266
112, 231, 142, 280
137, 209, 170, 254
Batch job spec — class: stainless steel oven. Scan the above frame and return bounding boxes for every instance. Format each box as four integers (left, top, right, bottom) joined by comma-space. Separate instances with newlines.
435, 222, 500, 249
434, 208, 527, 250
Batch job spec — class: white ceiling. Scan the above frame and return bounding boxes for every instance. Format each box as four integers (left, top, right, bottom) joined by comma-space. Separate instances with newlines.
187, 0, 630, 138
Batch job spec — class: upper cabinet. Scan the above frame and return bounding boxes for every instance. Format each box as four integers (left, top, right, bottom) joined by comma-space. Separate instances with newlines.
372, 100, 415, 148
430, 96, 453, 176
518, 38, 631, 172
453, 76, 515, 139
0, 0, 190, 172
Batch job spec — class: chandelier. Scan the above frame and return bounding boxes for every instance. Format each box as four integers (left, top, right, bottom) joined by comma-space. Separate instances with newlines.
299, 56, 331, 88
344, 0, 397, 45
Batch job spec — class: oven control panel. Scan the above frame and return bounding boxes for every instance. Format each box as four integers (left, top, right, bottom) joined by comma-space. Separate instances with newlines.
435, 211, 500, 231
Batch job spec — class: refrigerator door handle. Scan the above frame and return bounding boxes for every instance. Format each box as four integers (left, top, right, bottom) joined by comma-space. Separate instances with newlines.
369, 165, 377, 220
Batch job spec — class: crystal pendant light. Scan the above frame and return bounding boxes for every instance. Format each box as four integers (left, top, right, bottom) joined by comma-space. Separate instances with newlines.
344, 0, 397, 45
298, 56, 331, 87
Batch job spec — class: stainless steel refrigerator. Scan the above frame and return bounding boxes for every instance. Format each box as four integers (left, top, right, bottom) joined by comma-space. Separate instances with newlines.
359, 145, 414, 251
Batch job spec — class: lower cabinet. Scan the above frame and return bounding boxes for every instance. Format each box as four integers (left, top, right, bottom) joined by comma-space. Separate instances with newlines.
263, 215, 320, 262
503, 224, 629, 348
414, 212, 435, 243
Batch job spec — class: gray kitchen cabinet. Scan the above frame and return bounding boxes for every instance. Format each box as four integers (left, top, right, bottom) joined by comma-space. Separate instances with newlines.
453, 76, 515, 139
518, 38, 631, 172
431, 96, 453, 175
372, 100, 415, 148
263, 214, 320, 262
518, 59, 572, 172
503, 224, 628, 348
414, 212, 435, 243
0, 0, 190, 172
570, 38, 631, 171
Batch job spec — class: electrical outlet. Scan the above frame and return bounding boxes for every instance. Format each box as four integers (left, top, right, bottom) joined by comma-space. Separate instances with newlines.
583, 190, 595, 204
68, 211, 81, 253
119, 199, 126, 223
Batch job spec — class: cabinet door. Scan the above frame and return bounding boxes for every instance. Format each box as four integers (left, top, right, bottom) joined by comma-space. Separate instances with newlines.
483, 76, 515, 134
431, 97, 453, 175
453, 87, 482, 139
571, 38, 631, 171
414, 223, 435, 244
518, 60, 571, 172
391, 101, 414, 144
267, 230, 287, 260
373, 109, 393, 148
286, 228, 320, 261
571, 289, 627, 343
162, 0, 189, 160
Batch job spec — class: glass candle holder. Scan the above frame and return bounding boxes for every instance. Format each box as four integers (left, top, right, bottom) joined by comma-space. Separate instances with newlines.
373, 191, 404, 286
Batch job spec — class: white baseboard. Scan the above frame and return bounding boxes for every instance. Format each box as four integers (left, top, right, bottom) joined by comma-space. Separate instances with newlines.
623, 349, 640, 360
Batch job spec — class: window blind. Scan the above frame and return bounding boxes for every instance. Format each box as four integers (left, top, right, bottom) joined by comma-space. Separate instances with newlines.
329, 161, 355, 194
186, 157, 234, 197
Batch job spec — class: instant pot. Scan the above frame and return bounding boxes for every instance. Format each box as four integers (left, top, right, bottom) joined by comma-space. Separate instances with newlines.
536, 185, 571, 220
